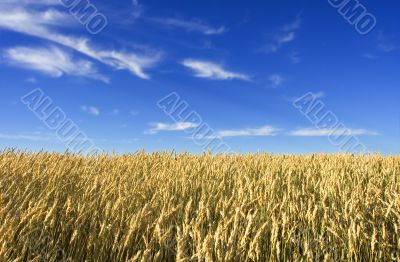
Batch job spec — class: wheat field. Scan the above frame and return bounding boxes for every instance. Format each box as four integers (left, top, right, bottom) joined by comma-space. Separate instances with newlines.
0, 150, 399, 261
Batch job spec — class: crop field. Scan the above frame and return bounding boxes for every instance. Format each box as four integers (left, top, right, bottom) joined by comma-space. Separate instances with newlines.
0, 150, 400, 261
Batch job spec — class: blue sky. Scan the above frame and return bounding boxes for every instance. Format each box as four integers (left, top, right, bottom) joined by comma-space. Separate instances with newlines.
0, 0, 399, 154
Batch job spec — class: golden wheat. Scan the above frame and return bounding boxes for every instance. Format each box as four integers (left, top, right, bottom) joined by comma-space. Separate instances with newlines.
0, 149, 399, 261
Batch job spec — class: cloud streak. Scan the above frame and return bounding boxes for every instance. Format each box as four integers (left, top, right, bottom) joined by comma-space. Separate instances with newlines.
0, 132, 58, 142
289, 128, 379, 137
81, 106, 101, 116
132, 0, 144, 19
182, 59, 250, 81
261, 14, 302, 54
3, 46, 109, 82
146, 122, 199, 134
212, 126, 280, 138
148, 17, 226, 35
0, 4, 162, 79
130, 0, 226, 35
269, 74, 285, 87
377, 32, 397, 53
1, 0, 59, 5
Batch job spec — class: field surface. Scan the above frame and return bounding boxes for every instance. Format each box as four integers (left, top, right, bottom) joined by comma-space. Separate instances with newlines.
1, 151, 400, 261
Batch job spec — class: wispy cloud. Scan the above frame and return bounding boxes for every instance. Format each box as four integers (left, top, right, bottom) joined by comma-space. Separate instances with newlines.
377, 32, 397, 53
363, 53, 378, 60
269, 74, 285, 87
148, 17, 226, 35
110, 109, 120, 116
281, 14, 302, 32
0, 132, 58, 142
0, 3, 162, 79
182, 59, 250, 81
146, 122, 199, 134
288, 50, 301, 64
3, 46, 109, 82
260, 14, 302, 54
26, 77, 37, 83
81, 106, 100, 116
213, 125, 280, 138
111, 138, 140, 144
1, 0, 59, 5
0, 5, 74, 32
289, 128, 379, 137
132, 0, 143, 19
130, 0, 225, 35
130, 110, 140, 116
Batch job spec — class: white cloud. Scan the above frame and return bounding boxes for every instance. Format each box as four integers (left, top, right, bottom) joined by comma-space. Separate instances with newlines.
214, 125, 280, 138
130, 0, 225, 35
1, 0, 59, 5
0, 6, 74, 31
261, 14, 302, 54
149, 17, 226, 35
0, 5, 162, 79
276, 32, 295, 44
0, 132, 58, 142
182, 59, 250, 81
269, 74, 285, 87
146, 122, 199, 134
281, 14, 302, 32
289, 128, 379, 137
112, 138, 140, 144
262, 33, 297, 54
81, 106, 100, 116
3, 46, 109, 82
264, 33, 295, 53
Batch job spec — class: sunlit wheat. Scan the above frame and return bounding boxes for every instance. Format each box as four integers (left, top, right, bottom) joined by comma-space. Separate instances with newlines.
0, 150, 399, 261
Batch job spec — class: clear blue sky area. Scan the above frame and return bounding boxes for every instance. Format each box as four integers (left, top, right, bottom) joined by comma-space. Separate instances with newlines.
0, 0, 399, 154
